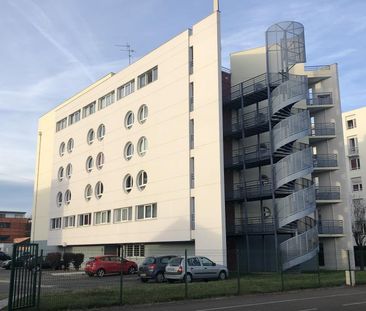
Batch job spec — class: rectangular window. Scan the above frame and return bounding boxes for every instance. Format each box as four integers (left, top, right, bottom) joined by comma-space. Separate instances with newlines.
348, 136, 358, 154
0, 222, 10, 228
82, 101, 96, 118
56, 118, 67, 132
117, 80, 135, 100
189, 119, 194, 149
136, 203, 157, 220
189, 82, 194, 111
189, 46, 194, 74
95, 210, 111, 225
352, 177, 363, 192
190, 197, 195, 230
63, 216, 75, 228
190, 157, 195, 188
346, 117, 356, 129
98, 91, 115, 110
50, 217, 62, 230
114, 207, 132, 223
68, 110, 81, 126
350, 157, 361, 170
137, 66, 158, 89
78, 213, 92, 226
123, 244, 145, 257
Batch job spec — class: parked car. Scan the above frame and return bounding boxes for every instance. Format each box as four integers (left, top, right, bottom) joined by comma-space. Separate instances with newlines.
138, 255, 176, 283
0, 251, 11, 262
1, 252, 33, 270
165, 256, 229, 283
84, 255, 137, 277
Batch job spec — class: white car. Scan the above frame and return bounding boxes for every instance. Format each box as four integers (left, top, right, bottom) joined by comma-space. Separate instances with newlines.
165, 256, 229, 283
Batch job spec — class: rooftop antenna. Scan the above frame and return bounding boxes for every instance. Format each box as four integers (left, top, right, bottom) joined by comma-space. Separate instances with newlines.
115, 43, 135, 65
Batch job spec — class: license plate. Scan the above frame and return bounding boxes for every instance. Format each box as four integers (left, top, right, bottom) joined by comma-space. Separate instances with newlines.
140, 273, 146, 277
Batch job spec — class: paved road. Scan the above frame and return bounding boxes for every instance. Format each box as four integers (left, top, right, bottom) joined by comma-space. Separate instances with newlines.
87, 285, 366, 311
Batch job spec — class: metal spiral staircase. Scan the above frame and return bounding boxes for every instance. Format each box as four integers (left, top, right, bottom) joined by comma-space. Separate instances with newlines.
266, 21, 318, 270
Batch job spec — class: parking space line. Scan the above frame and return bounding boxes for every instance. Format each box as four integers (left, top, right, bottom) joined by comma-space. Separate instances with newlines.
343, 301, 366, 307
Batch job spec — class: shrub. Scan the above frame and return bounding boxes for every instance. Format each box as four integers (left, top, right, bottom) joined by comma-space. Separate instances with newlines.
45, 252, 62, 270
73, 253, 84, 270
63, 252, 74, 270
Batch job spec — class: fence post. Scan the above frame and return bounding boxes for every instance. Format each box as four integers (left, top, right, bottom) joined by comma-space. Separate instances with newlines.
184, 249, 188, 299
120, 249, 124, 305
36, 249, 43, 310
347, 249, 354, 286
236, 249, 240, 295
8, 243, 17, 311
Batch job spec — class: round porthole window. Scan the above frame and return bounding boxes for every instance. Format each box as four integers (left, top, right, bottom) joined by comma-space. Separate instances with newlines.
123, 174, 133, 193
124, 111, 134, 129
136, 170, 148, 191
137, 105, 148, 124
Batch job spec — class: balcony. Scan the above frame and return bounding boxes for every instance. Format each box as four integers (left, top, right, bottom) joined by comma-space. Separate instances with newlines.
224, 148, 243, 169
309, 123, 336, 142
226, 217, 275, 236
244, 143, 271, 168
242, 108, 269, 136
315, 186, 341, 203
304, 65, 331, 71
224, 121, 242, 138
348, 146, 359, 157
313, 154, 338, 171
318, 220, 344, 236
226, 180, 272, 202
307, 92, 333, 111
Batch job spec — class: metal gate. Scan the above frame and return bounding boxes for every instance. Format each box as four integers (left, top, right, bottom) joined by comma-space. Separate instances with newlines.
8, 242, 42, 310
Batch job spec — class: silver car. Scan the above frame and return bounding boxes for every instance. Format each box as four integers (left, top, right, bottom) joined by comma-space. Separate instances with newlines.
165, 256, 229, 283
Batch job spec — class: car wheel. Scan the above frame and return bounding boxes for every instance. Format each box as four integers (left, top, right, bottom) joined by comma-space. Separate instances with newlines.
184, 273, 193, 283
128, 266, 136, 275
218, 271, 227, 280
96, 269, 105, 277
155, 272, 164, 283
140, 278, 148, 283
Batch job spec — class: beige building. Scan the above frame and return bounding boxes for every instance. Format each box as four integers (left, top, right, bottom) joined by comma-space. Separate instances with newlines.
32, 8, 353, 270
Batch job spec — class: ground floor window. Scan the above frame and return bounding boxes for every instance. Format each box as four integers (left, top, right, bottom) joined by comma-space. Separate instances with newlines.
123, 244, 145, 257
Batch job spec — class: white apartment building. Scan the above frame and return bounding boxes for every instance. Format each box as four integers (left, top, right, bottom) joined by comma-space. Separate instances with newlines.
32, 7, 354, 270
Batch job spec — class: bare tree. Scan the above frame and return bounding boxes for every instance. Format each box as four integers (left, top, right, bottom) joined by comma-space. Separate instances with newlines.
352, 199, 366, 270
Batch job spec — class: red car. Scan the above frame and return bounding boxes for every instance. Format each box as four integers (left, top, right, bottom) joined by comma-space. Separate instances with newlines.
84, 255, 137, 277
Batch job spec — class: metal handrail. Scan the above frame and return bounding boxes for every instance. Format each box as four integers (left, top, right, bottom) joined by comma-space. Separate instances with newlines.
310, 123, 336, 136
315, 186, 341, 200
227, 216, 275, 234
308, 92, 333, 106
318, 220, 343, 234
304, 65, 331, 71
313, 154, 338, 168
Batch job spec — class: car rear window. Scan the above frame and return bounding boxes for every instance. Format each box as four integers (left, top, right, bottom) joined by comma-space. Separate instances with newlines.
168, 257, 182, 266
142, 257, 156, 265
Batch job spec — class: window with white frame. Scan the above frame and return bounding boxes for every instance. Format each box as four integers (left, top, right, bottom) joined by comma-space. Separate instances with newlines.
56, 118, 67, 132
86, 156, 93, 172
66, 163, 72, 179
78, 213, 92, 226
58, 167, 64, 182
352, 177, 363, 192
84, 184, 92, 201
123, 244, 145, 257
64, 189, 72, 205
137, 137, 148, 156
59, 142, 65, 157
63, 215, 75, 228
94, 210, 111, 225
124, 142, 134, 160
137, 105, 148, 124
96, 152, 104, 169
82, 101, 96, 118
87, 129, 95, 145
123, 174, 133, 193
136, 170, 148, 191
50, 217, 62, 230
114, 207, 132, 222
137, 66, 158, 89
97, 124, 105, 141
95, 181, 104, 199
68, 110, 81, 126
136, 203, 157, 220
124, 111, 134, 129
117, 80, 135, 100
346, 116, 357, 129
67, 138, 74, 153
98, 91, 115, 110
350, 157, 361, 170
56, 192, 63, 207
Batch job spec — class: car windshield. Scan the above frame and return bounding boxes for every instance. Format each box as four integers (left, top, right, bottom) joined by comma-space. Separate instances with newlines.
168, 257, 182, 266
142, 257, 156, 265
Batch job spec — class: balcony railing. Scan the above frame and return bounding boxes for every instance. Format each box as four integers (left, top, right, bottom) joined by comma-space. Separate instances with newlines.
348, 146, 359, 156
318, 220, 343, 235
226, 180, 272, 201
308, 92, 333, 106
304, 65, 331, 71
244, 143, 271, 165
242, 108, 269, 130
224, 121, 242, 136
315, 186, 341, 201
310, 123, 336, 136
227, 217, 275, 235
313, 154, 338, 168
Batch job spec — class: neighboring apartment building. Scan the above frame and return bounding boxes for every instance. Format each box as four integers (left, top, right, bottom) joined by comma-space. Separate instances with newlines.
32, 8, 353, 270
0, 211, 31, 253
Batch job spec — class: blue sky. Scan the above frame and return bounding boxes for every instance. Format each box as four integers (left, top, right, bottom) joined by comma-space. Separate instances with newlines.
0, 0, 365, 214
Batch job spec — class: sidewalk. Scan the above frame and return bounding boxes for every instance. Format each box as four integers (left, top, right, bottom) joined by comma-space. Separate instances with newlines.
0, 298, 8, 310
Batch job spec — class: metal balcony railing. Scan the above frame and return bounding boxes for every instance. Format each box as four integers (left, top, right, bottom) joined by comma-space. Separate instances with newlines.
241, 108, 269, 130
244, 143, 271, 164
348, 146, 359, 156
304, 65, 331, 71
315, 186, 341, 201
226, 180, 272, 201
308, 92, 333, 106
227, 217, 275, 235
310, 123, 336, 136
224, 121, 242, 136
318, 220, 344, 235
313, 154, 338, 168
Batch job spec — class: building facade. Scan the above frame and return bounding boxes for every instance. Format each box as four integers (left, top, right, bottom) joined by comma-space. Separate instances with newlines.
32, 10, 353, 270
